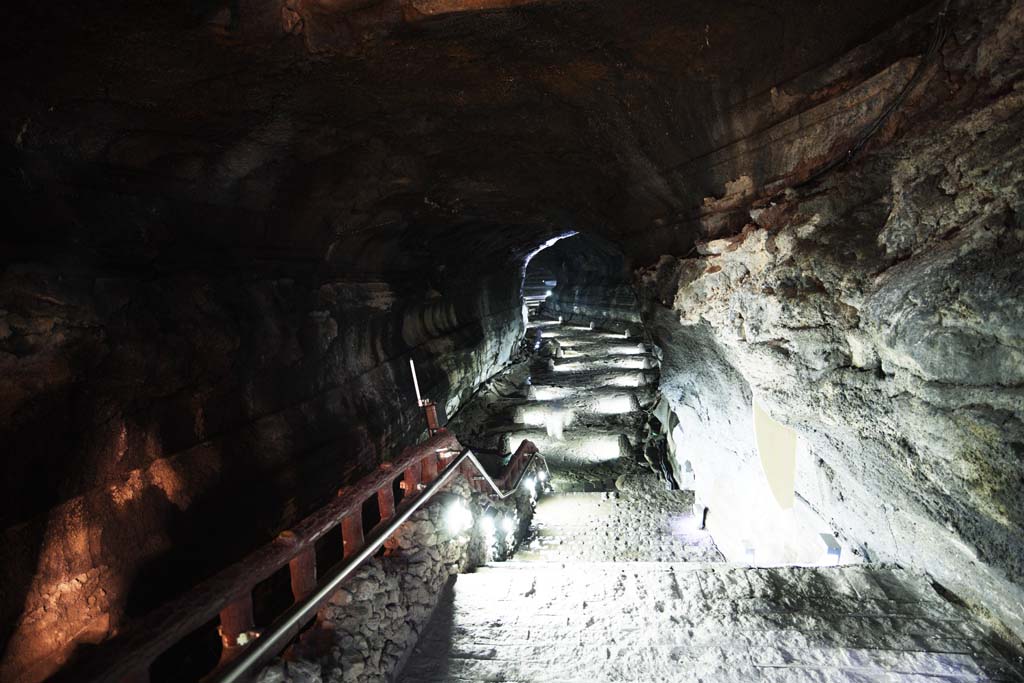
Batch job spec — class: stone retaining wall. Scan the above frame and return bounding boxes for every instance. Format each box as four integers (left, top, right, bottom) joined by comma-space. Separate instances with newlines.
258, 478, 536, 683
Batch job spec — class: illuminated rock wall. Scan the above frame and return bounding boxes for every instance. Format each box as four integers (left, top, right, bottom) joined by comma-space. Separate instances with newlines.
0, 264, 524, 682
638, 0, 1024, 640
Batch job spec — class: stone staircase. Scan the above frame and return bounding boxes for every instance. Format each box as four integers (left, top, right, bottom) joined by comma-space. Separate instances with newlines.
401, 318, 1024, 682
522, 269, 556, 315
401, 562, 1022, 682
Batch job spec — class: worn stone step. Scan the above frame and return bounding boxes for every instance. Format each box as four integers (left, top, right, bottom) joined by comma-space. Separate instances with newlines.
399, 563, 1023, 683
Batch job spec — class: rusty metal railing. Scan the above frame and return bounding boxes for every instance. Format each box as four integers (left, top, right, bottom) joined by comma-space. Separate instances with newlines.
61, 433, 542, 683
212, 444, 546, 683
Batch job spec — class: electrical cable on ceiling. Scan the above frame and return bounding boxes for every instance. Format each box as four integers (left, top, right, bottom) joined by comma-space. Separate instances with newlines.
799, 0, 953, 186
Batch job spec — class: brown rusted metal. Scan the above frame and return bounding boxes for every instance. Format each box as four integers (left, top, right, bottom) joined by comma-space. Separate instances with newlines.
423, 400, 444, 435
63, 432, 547, 683
218, 594, 256, 665
211, 442, 539, 683
403, 461, 422, 493
288, 548, 317, 602
377, 487, 396, 521
421, 450, 438, 482
341, 510, 364, 560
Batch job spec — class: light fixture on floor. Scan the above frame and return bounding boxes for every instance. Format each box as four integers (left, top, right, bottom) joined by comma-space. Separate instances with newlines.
479, 513, 495, 537
445, 500, 473, 535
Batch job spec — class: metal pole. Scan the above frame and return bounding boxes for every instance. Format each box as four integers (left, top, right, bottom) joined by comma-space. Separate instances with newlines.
409, 359, 423, 405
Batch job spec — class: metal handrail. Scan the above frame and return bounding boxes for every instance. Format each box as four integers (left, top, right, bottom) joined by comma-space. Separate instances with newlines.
470, 450, 549, 499
212, 446, 544, 683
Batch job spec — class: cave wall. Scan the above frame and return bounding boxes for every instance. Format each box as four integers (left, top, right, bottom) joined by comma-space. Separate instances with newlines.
637, 0, 1024, 641
0, 246, 526, 681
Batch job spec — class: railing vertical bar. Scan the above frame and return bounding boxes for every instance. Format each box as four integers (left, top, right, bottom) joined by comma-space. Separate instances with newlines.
341, 510, 364, 559
378, 487, 396, 521
218, 593, 256, 665
288, 548, 317, 602
404, 461, 422, 493
421, 451, 438, 482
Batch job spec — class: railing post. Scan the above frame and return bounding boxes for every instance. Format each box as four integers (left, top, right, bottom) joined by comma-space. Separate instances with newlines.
378, 487, 396, 521
420, 451, 438, 483
341, 510, 364, 559
460, 460, 480, 491
403, 462, 421, 494
289, 548, 317, 602
219, 593, 256, 665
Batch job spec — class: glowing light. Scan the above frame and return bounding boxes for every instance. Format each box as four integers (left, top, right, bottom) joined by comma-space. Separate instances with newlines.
502, 515, 517, 534
479, 514, 495, 536
523, 476, 536, 492
445, 500, 473, 535
545, 290, 553, 296
518, 405, 574, 438
538, 470, 547, 482
594, 395, 636, 415
670, 515, 701, 537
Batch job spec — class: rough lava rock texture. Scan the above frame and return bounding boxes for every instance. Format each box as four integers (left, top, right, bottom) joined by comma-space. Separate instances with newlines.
639, 0, 1024, 642
3, 0, 1024, 677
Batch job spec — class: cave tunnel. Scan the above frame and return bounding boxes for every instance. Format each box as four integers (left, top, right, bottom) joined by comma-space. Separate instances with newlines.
2, 0, 1023, 680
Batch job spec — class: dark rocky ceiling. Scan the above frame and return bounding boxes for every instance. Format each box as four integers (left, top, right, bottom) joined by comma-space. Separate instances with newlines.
3, 0, 933, 271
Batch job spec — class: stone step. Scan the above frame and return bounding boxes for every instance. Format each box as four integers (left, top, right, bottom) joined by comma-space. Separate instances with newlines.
479, 413, 642, 442
513, 486, 721, 563
479, 387, 651, 418
528, 366, 659, 389
502, 427, 635, 454
399, 563, 1023, 682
